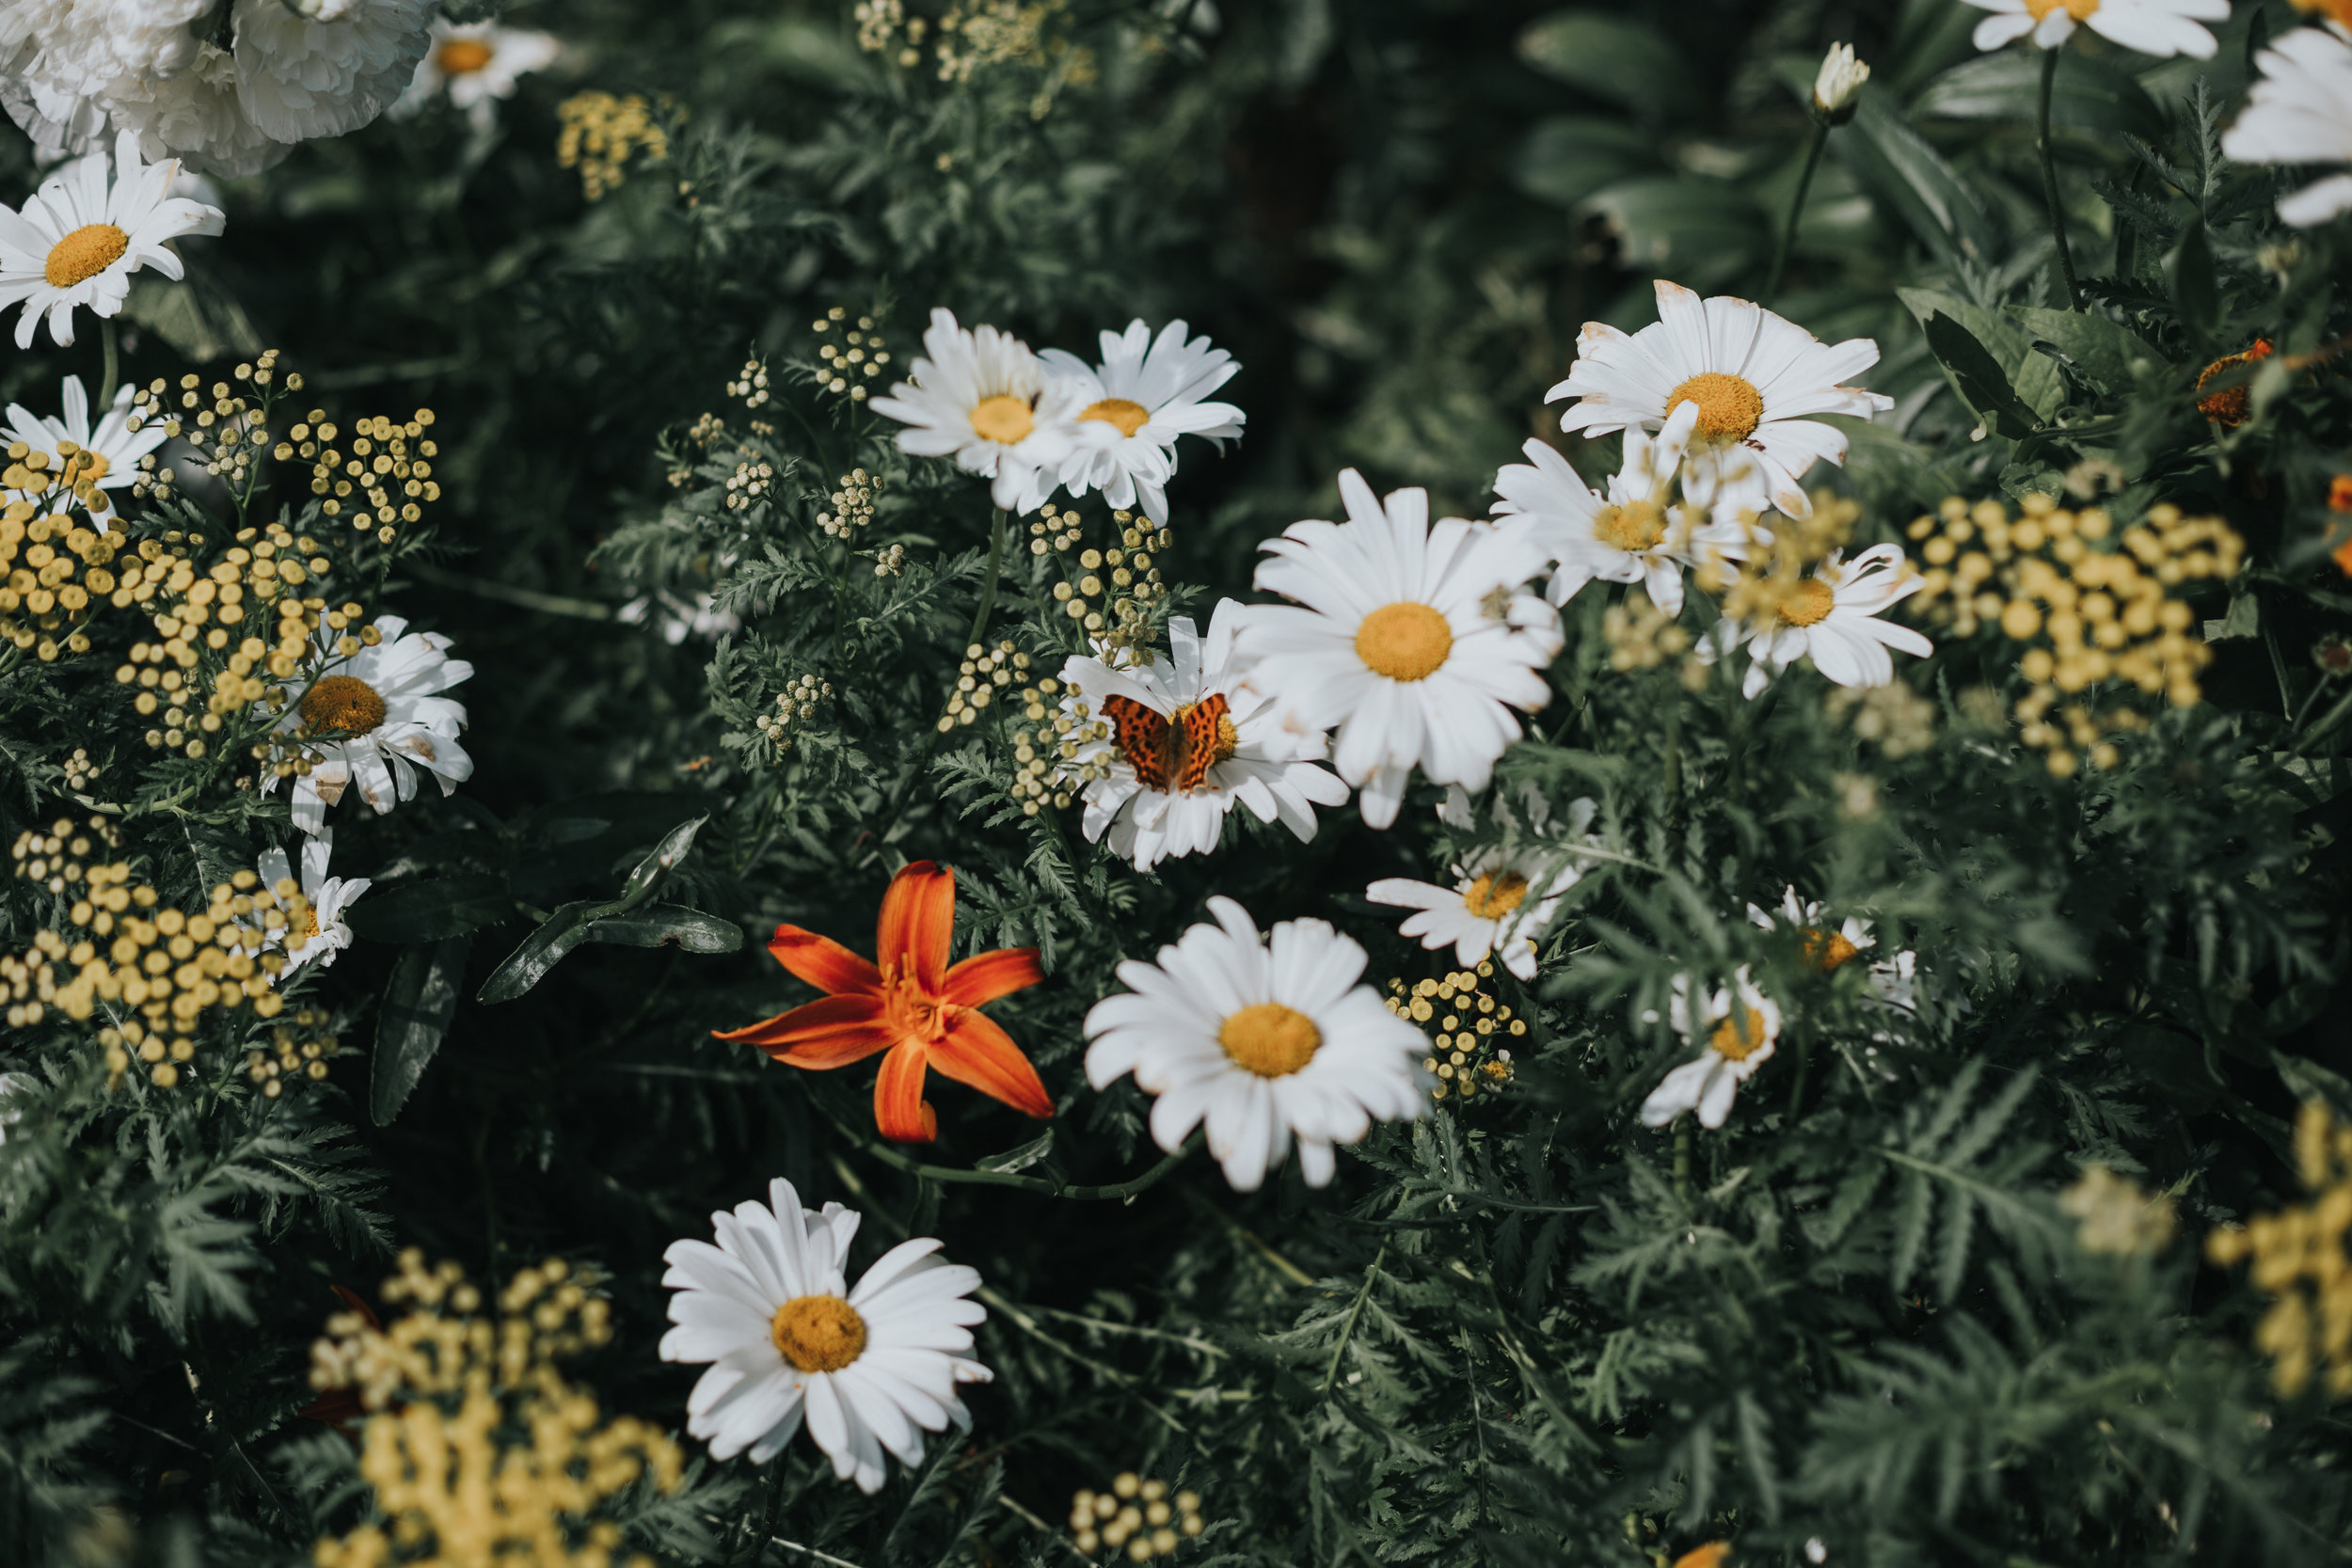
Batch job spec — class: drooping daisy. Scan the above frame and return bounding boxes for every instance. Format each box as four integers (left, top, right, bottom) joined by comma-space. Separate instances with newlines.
869, 308, 1089, 513
1039, 318, 1245, 525
1492, 401, 1759, 616
660, 1178, 992, 1493
395, 19, 562, 132
1234, 470, 1563, 830
262, 615, 475, 833
1962, 0, 2229, 58
2224, 24, 2352, 228
1057, 600, 1349, 872
1709, 545, 1933, 699
1748, 885, 1918, 1018
1547, 280, 1893, 521
1640, 968, 1782, 1131
4, 374, 168, 503
258, 830, 371, 975
0, 129, 222, 348
1085, 898, 1427, 1191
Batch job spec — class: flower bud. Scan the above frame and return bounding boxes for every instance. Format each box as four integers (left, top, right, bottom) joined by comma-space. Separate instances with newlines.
1812, 41, 1868, 123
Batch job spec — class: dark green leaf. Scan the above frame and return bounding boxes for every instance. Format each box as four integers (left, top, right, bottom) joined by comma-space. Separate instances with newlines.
1921, 311, 2040, 437
1517, 12, 1698, 118
974, 1130, 1057, 1174
1913, 51, 2164, 142
371, 937, 469, 1126
2010, 306, 2167, 394
476, 902, 601, 1005
1581, 178, 1768, 288
615, 815, 707, 911
579, 904, 744, 954
2168, 222, 2217, 344
1514, 117, 1660, 210
343, 873, 512, 944
1836, 91, 2002, 265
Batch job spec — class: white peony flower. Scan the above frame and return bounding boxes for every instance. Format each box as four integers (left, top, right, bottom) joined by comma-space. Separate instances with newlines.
1084, 897, 1428, 1192
1057, 600, 1349, 873
869, 308, 1090, 514
2223, 24, 2352, 228
261, 615, 474, 834
0, 128, 220, 347
1963, 0, 2230, 59
660, 1178, 992, 1493
257, 830, 371, 975
1547, 279, 1892, 521
1039, 318, 1245, 525
1234, 470, 1563, 829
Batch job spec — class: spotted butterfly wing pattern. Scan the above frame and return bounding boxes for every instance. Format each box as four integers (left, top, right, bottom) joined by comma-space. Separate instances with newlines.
1171, 693, 1230, 792
1100, 695, 1176, 791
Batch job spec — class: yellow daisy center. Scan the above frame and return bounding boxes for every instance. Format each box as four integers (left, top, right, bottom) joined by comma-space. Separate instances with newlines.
1594, 500, 1667, 553
437, 38, 496, 73
969, 394, 1035, 446
1802, 927, 1859, 972
299, 674, 389, 735
1079, 397, 1151, 437
1355, 602, 1453, 682
44, 224, 129, 289
1778, 578, 1836, 628
1218, 1002, 1321, 1079
1709, 1008, 1771, 1062
1666, 372, 1765, 445
1463, 872, 1529, 920
770, 1294, 866, 1373
2023, 0, 2100, 20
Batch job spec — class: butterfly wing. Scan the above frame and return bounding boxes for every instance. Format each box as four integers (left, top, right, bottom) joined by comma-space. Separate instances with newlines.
1171, 693, 1230, 792
1100, 694, 1174, 791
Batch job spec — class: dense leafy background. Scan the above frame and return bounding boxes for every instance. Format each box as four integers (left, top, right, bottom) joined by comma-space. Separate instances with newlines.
5, 0, 2352, 1564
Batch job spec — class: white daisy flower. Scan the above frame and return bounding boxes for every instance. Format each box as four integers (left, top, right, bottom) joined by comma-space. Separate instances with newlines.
660, 1178, 992, 1494
0, 129, 221, 348
1039, 318, 1245, 525
1547, 280, 1892, 521
1491, 401, 1760, 616
395, 19, 562, 133
4, 374, 167, 503
1366, 847, 1582, 982
1057, 599, 1349, 872
257, 829, 371, 975
261, 615, 475, 834
1234, 470, 1563, 830
869, 308, 1089, 514
1748, 885, 1918, 1019
2224, 24, 2352, 228
1963, 0, 2229, 59
1708, 544, 1934, 699
1084, 897, 1427, 1192
1640, 968, 1782, 1130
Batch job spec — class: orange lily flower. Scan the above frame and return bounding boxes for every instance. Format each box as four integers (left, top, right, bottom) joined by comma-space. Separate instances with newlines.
716, 860, 1052, 1142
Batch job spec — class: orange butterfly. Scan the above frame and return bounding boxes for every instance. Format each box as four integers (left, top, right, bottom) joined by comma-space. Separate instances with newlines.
1100, 692, 1232, 793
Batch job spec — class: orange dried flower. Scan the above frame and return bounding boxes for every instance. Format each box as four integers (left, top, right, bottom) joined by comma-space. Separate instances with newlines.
716, 861, 1052, 1141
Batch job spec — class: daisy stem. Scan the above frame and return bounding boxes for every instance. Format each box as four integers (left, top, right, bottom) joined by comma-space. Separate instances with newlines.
2038, 48, 2082, 310
967, 508, 1008, 649
98, 319, 119, 410
1673, 1118, 1692, 1206
1764, 120, 1829, 306
1318, 1244, 1387, 1398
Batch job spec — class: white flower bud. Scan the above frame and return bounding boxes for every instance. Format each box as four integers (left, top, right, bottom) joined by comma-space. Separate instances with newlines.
1812, 42, 1868, 122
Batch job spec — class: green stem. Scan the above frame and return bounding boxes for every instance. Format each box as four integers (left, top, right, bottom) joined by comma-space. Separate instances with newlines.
965, 507, 1007, 651
98, 319, 119, 410
1320, 1244, 1387, 1397
1765, 120, 1829, 306
2038, 48, 2082, 310
1673, 1118, 1693, 1206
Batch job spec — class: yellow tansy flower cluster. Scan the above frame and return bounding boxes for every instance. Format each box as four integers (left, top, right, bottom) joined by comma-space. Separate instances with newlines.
1010, 665, 1115, 814
2206, 1101, 2352, 1399
2059, 1164, 2178, 1257
0, 498, 119, 661
310, 1253, 681, 1568
1906, 496, 2242, 776
1068, 1471, 1203, 1561
304, 408, 439, 544
9, 815, 121, 893
811, 309, 891, 402
127, 352, 299, 499
1387, 965, 1523, 1104
755, 673, 834, 760
1038, 507, 1171, 656
940, 637, 1030, 733
556, 91, 672, 201
247, 1005, 342, 1098
816, 467, 879, 540
1599, 594, 1692, 674
1702, 490, 1861, 633
0, 859, 302, 1087
107, 520, 350, 765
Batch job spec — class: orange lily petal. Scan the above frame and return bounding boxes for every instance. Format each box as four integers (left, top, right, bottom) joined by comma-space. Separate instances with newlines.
877, 861, 955, 993
874, 1037, 938, 1142
715, 994, 899, 1068
767, 925, 882, 997
942, 946, 1044, 1009
930, 1012, 1054, 1120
